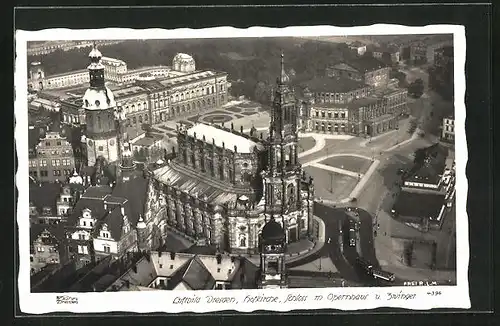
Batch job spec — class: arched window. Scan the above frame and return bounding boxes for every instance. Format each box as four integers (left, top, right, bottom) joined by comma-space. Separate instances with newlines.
287, 183, 295, 204
202, 100, 206, 107
133, 117, 137, 124
138, 103, 142, 111
187, 103, 191, 111
139, 115, 143, 123
197, 101, 201, 108
206, 87, 210, 94
211, 86, 214, 94
145, 114, 149, 122
132, 105, 136, 112
182, 105, 185, 112
127, 118, 131, 126
240, 235, 246, 247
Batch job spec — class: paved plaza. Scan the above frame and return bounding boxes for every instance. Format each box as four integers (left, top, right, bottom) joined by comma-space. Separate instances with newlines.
319, 155, 372, 175
304, 166, 358, 202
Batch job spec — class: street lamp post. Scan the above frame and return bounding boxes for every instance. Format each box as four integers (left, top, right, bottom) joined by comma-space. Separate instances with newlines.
329, 172, 334, 193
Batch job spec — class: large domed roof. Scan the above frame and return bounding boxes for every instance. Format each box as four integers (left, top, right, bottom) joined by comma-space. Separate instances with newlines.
173, 53, 194, 61
82, 87, 116, 111
261, 219, 285, 242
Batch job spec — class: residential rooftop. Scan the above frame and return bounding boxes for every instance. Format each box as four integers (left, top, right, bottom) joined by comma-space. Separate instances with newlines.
392, 191, 445, 221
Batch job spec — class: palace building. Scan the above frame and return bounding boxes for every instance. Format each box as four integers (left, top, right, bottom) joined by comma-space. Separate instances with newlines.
58, 51, 229, 131
143, 54, 315, 254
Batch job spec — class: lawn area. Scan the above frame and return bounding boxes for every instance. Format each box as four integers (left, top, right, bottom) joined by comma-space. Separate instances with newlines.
239, 102, 260, 109
201, 114, 233, 124
319, 155, 372, 174
224, 106, 243, 113
304, 166, 358, 202
241, 111, 259, 116
298, 137, 316, 153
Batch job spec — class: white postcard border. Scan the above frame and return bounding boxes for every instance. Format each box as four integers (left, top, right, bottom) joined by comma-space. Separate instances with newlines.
15, 24, 469, 313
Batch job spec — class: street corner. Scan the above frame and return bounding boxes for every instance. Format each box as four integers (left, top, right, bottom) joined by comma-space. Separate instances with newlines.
285, 239, 322, 263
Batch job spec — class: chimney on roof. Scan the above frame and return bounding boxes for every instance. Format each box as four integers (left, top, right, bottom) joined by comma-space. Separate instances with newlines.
234, 145, 237, 153
231, 122, 234, 130
222, 142, 225, 149
216, 253, 222, 265
222, 122, 225, 127
193, 132, 197, 139
260, 132, 263, 139
170, 252, 175, 260
212, 138, 215, 145
240, 125, 244, 133
202, 135, 206, 141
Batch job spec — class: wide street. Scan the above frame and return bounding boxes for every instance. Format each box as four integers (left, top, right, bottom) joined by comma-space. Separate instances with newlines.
287, 202, 405, 286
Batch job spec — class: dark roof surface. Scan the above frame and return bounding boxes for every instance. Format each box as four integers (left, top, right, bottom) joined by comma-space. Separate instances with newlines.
261, 219, 285, 243
181, 256, 216, 290
182, 245, 218, 255
393, 191, 445, 220
29, 182, 62, 214
28, 128, 40, 150
304, 76, 367, 93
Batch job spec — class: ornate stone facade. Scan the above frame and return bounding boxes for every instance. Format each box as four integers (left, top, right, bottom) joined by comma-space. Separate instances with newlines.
143, 54, 315, 254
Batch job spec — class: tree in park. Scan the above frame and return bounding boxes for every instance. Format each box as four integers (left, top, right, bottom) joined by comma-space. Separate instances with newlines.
407, 78, 424, 98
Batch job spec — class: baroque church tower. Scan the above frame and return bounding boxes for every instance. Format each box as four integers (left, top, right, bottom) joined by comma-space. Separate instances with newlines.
82, 43, 120, 166
261, 53, 306, 243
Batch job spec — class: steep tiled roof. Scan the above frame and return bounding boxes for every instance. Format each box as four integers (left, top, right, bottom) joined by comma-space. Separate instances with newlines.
66, 187, 111, 227
111, 175, 148, 227
304, 76, 367, 93
153, 164, 238, 206
29, 182, 62, 214
181, 256, 216, 290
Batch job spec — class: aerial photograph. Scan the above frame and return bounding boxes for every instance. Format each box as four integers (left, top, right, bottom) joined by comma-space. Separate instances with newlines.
25, 34, 456, 292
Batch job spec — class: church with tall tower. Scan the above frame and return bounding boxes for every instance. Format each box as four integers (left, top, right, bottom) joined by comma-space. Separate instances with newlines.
146, 53, 315, 255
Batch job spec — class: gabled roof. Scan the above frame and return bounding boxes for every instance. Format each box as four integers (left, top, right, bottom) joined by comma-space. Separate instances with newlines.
66, 188, 111, 227
180, 256, 216, 290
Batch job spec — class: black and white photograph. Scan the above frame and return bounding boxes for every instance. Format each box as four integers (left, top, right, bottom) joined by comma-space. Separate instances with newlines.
15, 25, 469, 313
